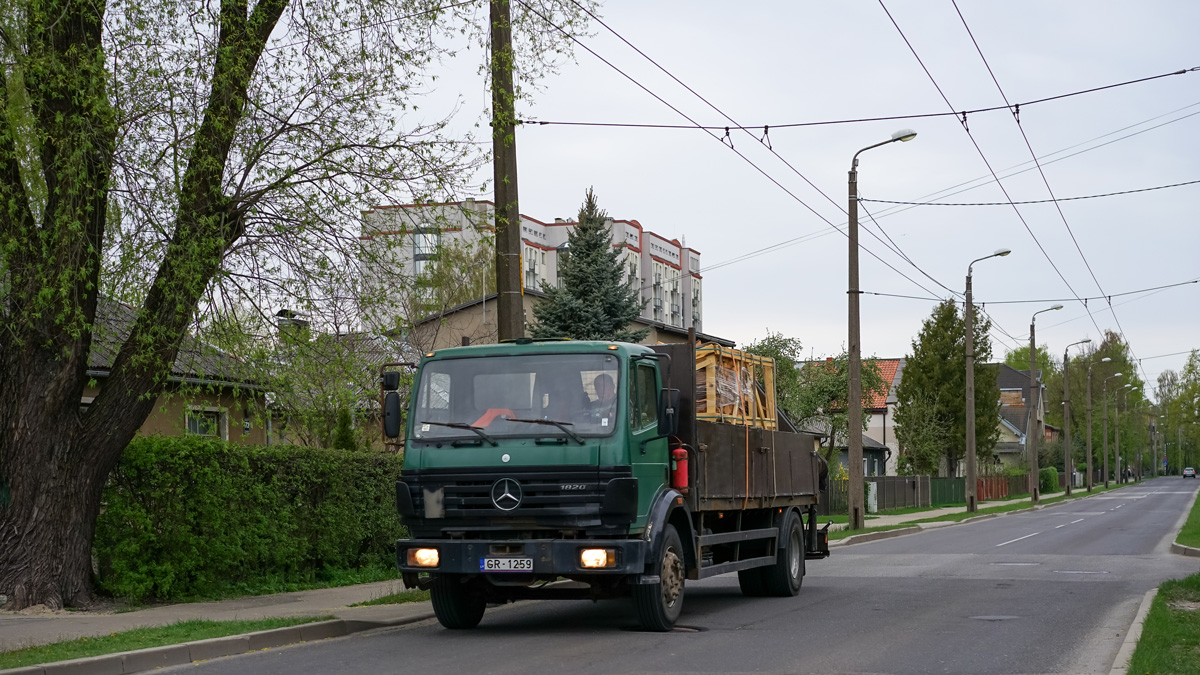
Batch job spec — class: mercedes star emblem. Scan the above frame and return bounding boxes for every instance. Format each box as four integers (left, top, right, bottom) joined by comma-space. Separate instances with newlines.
490, 478, 523, 511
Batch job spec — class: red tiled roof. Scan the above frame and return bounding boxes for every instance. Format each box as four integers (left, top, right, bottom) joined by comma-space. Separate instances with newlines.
865, 359, 901, 410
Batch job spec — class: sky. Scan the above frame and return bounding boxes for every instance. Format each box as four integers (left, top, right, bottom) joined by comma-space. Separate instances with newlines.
423, 0, 1200, 398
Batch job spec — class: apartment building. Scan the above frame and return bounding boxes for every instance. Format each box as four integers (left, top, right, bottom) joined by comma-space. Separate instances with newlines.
360, 199, 704, 335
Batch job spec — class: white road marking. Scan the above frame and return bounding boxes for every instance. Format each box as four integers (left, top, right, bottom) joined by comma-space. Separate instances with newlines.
1055, 524, 1067, 529
1070, 518, 1084, 524
996, 532, 1040, 547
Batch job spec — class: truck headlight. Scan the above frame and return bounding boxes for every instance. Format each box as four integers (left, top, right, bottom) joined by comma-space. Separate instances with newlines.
407, 548, 440, 568
580, 548, 617, 568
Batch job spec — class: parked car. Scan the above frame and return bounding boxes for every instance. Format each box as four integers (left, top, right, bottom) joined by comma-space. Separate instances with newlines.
1184, 467, 1196, 478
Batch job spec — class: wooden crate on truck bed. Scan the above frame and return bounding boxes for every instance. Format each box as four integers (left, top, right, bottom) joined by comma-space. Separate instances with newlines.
694, 343, 776, 430
651, 342, 824, 513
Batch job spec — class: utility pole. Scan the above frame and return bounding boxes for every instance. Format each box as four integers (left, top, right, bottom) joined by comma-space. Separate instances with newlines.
1062, 341, 1090, 495
964, 249, 1010, 512
490, 0, 523, 341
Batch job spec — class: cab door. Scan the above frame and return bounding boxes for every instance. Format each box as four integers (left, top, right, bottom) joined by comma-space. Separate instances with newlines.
629, 361, 668, 522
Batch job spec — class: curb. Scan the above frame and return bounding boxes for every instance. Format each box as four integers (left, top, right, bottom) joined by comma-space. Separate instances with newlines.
1108, 589, 1157, 675
1, 612, 436, 675
1171, 541, 1200, 557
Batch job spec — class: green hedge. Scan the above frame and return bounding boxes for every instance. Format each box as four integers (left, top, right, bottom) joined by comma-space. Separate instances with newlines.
1038, 466, 1059, 494
94, 436, 405, 602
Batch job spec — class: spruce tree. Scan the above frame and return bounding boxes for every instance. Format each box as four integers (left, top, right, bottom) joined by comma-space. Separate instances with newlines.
531, 189, 649, 342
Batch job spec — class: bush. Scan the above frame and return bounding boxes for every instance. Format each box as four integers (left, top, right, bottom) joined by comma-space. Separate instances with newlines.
1038, 466, 1059, 494
94, 436, 405, 602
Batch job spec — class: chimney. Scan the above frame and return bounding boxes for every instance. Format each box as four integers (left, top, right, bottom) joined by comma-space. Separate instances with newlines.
275, 309, 310, 340
554, 218, 565, 223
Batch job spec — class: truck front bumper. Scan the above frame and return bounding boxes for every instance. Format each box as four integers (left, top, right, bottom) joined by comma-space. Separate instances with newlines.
397, 538, 648, 576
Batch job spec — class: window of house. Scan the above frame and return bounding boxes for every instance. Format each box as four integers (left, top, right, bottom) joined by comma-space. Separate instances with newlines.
187, 408, 227, 440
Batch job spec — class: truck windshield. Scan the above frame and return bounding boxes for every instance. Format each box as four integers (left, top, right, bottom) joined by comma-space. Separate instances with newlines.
412, 352, 621, 442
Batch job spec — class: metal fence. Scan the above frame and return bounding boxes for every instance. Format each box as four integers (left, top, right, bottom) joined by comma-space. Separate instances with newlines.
929, 477, 964, 505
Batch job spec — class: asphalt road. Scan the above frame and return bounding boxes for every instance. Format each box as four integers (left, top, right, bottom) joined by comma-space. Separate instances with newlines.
171, 477, 1200, 675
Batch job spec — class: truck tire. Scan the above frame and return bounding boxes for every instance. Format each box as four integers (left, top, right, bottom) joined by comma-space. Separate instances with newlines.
737, 568, 766, 597
430, 574, 486, 629
761, 513, 804, 597
634, 523, 685, 631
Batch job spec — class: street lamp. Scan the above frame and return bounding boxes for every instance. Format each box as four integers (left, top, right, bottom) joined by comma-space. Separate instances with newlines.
847, 128, 917, 530
1102, 372, 1124, 488
1118, 383, 1133, 483
1061, 339, 1091, 495
964, 248, 1011, 512
1028, 304, 1062, 502
1085, 356, 1111, 491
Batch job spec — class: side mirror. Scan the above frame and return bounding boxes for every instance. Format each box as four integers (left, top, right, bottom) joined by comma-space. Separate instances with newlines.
384, 391, 403, 438
381, 371, 401, 392
657, 388, 679, 436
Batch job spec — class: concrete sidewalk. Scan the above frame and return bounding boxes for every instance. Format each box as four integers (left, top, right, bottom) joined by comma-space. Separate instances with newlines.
0, 580, 435, 653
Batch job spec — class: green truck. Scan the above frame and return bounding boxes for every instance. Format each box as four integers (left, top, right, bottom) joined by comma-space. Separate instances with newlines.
381, 336, 829, 631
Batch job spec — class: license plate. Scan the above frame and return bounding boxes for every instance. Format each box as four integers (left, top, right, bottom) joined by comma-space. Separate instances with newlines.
480, 557, 533, 572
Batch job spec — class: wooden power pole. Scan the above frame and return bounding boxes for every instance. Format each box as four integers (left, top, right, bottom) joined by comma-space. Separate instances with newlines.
491, 0, 523, 340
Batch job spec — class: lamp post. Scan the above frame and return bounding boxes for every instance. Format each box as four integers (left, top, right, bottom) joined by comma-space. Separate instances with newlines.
1118, 384, 1132, 482
1061, 339, 1091, 495
847, 128, 917, 530
1028, 305, 1062, 503
964, 248, 1011, 512
1086, 357, 1111, 491
1102, 372, 1123, 488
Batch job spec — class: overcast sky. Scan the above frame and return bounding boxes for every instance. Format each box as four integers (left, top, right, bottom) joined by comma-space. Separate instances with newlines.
429, 0, 1200, 396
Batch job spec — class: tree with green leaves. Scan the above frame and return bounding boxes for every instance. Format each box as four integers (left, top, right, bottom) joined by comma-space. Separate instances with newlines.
743, 331, 804, 424
530, 189, 648, 342
1003, 344, 1059, 382
764, 347, 886, 466
0, 0, 595, 610
893, 300, 1000, 476
894, 393, 949, 476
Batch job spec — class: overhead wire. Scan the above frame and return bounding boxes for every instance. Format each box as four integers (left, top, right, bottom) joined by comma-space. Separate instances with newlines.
548, 0, 1021, 348
877, 0, 1106, 343
949, 0, 1151, 384
862, 178, 1200, 207
518, 65, 1197, 130
514, 0, 954, 306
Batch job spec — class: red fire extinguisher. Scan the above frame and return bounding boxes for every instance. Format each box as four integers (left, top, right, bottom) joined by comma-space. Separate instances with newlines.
670, 447, 689, 493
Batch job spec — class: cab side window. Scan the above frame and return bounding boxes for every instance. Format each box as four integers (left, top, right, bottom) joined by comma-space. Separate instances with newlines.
630, 364, 658, 430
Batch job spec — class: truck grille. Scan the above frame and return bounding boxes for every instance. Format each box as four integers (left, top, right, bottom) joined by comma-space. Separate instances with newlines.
402, 465, 632, 522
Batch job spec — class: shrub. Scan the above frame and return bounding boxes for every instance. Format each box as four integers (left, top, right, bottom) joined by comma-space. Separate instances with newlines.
94, 436, 405, 602
1038, 466, 1059, 494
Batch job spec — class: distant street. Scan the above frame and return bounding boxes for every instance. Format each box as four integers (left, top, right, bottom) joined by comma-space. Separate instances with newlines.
169, 477, 1199, 675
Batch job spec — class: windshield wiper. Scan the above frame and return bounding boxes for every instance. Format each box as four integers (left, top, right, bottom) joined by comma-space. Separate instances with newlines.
419, 421, 498, 447
505, 418, 586, 445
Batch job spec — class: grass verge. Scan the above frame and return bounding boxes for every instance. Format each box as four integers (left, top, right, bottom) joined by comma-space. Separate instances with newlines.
1127, 574, 1200, 673
0, 616, 333, 670
1174, 482, 1200, 548
1126, 484, 1200, 673
349, 589, 431, 607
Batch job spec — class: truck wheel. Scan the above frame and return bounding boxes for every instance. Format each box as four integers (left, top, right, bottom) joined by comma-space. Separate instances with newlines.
761, 513, 804, 597
634, 524, 685, 631
737, 568, 766, 597
430, 574, 486, 629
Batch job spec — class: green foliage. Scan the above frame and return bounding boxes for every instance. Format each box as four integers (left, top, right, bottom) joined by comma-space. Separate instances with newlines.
1038, 466, 1059, 494
742, 331, 804, 423
332, 408, 358, 452
894, 300, 1000, 477
530, 189, 648, 342
787, 351, 887, 463
1003, 344, 1059, 380
93, 436, 406, 603
895, 393, 949, 475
